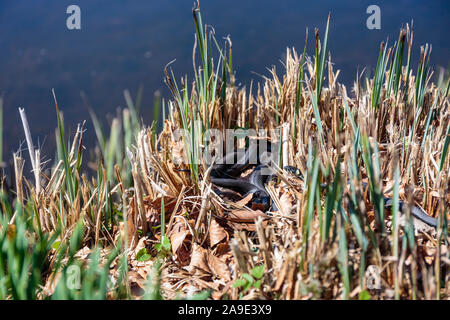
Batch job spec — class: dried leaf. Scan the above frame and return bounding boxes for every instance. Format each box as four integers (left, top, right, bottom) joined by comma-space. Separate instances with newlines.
235, 193, 254, 207
208, 253, 231, 281
214, 242, 230, 256
209, 218, 228, 247
228, 209, 268, 223
169, 218, 192, 265
189, 243, 211, 274
228, 221, 255, 231
279, 192, 294, 215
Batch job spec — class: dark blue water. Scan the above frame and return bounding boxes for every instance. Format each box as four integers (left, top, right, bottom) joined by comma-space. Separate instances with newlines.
0, 0, 449, 161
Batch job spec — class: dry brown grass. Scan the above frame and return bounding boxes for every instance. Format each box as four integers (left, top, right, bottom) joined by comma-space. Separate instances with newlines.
123, 24, 449, 299
1, 5, 448, 300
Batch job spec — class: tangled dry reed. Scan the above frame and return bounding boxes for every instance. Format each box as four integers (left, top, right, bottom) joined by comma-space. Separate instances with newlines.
0, 3, 448, 300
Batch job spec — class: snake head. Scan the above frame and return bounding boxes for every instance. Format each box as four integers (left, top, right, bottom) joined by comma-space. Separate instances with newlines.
250, 190, 271, 211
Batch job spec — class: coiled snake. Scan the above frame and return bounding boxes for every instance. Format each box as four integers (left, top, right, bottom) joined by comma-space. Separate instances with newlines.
209, 141, 438, 228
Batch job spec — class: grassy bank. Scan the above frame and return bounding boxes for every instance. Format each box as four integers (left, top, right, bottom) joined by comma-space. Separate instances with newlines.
0, 2, 449, 300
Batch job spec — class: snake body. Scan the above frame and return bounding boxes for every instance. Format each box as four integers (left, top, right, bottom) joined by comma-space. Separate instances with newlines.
210, 142, 438, 228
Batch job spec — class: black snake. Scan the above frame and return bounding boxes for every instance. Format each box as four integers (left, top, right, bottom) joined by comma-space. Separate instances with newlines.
209, 141, 439, 228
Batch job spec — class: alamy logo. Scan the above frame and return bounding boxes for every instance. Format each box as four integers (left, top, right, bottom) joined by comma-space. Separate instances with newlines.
173, 126, 282, 176
366, 5, 381, 30
365, 265, 381, 290
66, 265, 81, 290
66, 5, 81, 30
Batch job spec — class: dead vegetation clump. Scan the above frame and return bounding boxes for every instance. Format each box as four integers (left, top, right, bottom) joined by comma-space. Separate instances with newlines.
0, 3, 448, 300
123, 10, 449, 299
